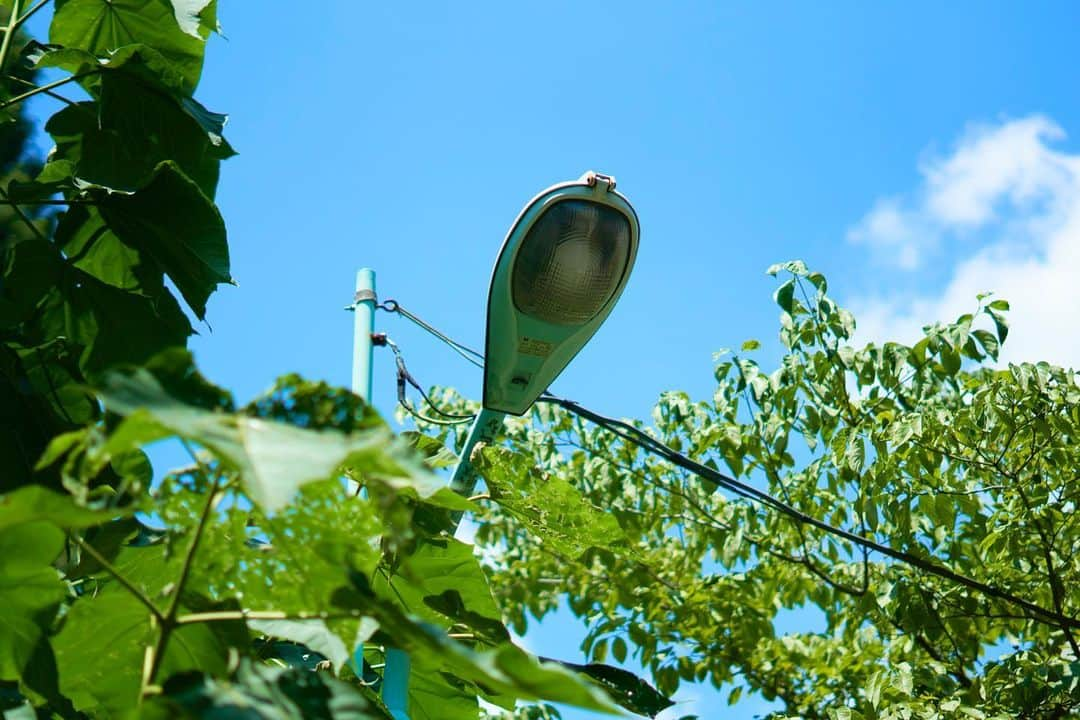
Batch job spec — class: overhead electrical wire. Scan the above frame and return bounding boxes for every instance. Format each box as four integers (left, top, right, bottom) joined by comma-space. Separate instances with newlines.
374, 301, 1080, 631
378, 299, 485, 370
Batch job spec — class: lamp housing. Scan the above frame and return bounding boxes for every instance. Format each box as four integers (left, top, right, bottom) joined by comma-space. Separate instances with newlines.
483, 172, 639, 415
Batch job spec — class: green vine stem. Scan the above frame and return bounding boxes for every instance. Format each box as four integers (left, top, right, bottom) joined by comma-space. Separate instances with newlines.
143, 465, 222, 694
0, 0, 22, 80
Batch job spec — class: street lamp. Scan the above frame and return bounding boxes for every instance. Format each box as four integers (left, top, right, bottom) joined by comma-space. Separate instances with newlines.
449, 170, 640, 498
353, 171, 639, 720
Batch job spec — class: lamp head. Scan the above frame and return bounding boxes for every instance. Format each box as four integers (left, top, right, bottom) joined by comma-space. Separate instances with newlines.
483, 172, 639, 415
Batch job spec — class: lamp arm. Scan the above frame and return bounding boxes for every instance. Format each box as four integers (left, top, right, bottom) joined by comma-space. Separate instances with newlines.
448, 407, 506, 531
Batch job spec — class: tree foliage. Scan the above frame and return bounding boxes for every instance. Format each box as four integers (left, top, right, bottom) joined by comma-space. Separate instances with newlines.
0, 3, 666, 718
419, 261, 1080, 718
3, 3, 1076, 720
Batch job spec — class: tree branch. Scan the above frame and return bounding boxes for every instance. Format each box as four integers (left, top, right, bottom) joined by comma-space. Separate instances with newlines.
144, 452, 222, 691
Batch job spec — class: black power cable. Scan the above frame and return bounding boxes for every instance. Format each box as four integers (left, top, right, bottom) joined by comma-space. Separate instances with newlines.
385, 336, 475, 427
538, 394, 1080, 631
373, 299, 1080, 631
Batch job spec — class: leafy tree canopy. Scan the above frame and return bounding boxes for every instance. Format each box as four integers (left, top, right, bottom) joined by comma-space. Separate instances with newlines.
420, 261, 1080, 718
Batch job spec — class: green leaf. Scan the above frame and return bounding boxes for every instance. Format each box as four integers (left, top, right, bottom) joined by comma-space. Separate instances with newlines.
612, 636, 628, 664
774, 279, 796, 313
374, 538, 506, 640
551, 660, 674, 718
100, 367, 445, 511
94, 161, 230, 320
987, 308, 1010, 344
50, 0, 217, 93
765, 260, 808, 277
54, 591, 233, 716
474, 447, 634, 560
30, 42, 190, 96
845, 434, 865, 473
0, 485, 125, 531
52, 205, 163, 297
248, 618, 377, 673
32, 266, 194, 375
972, 329, 1000, 361
401, 431, 459, 469
0, 523, 67, 682
893, 662, 914, 695
409, 665, 478, 720
149, 659, 381, 719
43, 64, 234, 196
332, 584, 622, 715
940, 343, 961, 376
741, 339, 761, 352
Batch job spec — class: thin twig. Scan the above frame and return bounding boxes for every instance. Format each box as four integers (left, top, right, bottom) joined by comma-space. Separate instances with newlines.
0, 198, 93, 206
177, 609, 370, 625
12, 0, 47, 31
0, 71, 95, 111
69, 534, 166, 624
0, 186, 49, 244
7, 73, 78, 106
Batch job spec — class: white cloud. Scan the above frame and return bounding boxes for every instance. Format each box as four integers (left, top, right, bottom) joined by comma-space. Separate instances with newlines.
848, 115, 1080, 368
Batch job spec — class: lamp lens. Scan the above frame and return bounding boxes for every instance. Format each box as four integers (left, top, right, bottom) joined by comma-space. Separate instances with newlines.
511, 200, 632, 325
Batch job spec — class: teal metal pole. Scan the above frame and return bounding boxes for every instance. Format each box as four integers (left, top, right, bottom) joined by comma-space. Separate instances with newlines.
351, 268, 376, 401
448, 407, 506, 530
349, 269, 410, 720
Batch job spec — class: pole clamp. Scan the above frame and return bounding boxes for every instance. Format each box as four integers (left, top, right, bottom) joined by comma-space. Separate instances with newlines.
354, 289, 377, 304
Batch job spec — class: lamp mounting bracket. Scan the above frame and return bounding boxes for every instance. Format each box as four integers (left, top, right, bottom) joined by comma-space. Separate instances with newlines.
581, 171, 616, 192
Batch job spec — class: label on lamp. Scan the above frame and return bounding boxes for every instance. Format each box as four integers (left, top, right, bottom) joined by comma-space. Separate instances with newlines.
518, 337, 554, 357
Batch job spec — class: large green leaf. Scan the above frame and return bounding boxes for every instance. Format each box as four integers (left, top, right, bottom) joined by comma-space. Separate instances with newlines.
248, 618, 379, 673
552, 661, 674, 718
40, 58, 234, 196
0, 485, 124, 531
96, 67, 234, 194
408, 667, 477, 720
50, 0, 217, 93
475, 446, 634, 560
374, 538, 505, 639
147, 659, 383, 719
332, 584, 623, 715
94, 161, 231, 320
98, 366, 453, 512
0, 523, 66, 682
31, 266, 193, 376
53, 592, 235, 717
53, 205, 163, 297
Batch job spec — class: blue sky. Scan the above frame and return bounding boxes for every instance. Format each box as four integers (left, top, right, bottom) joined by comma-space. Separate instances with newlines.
24, 2, 1080, 717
